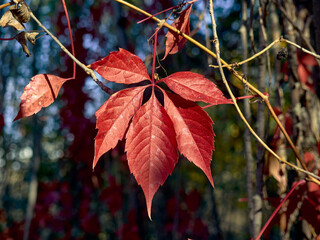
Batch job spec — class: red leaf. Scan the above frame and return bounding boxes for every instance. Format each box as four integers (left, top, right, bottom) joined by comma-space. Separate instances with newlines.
125, 94, 178, 219
163, 4, 192, 59
162, 90, 214, 186
162, 71, 231, 105
91, 48, 151, 84
281, 53, 317, 92
297, 63, 311, 84
14, 74, 69, 121
299, 54, 317, 66
93, 86, 146, 168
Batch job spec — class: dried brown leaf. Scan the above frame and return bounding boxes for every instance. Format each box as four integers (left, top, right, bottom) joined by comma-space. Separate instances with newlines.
10, 3, 30, 24
0, 10, 25, 31
15, 31, 39, 57
265, 154, 287, 192
26, 32, 39, 45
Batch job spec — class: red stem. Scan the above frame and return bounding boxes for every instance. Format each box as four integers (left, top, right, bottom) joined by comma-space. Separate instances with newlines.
238, 197, 280, 202
0, 37, 15, 41
253, 180, 306, 240
202, 93, 270, 109
151, 30, 158, 84
62, 0, 76, 80
137, 6, 176, 24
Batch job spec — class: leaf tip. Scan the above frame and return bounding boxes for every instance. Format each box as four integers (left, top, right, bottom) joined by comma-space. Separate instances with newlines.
204, 169, 215, 188
92, 157, 98, 170
209, 176, 215, 188
147, 202, 153, 221
143, 185, 155, 221
13, 112, 22, 122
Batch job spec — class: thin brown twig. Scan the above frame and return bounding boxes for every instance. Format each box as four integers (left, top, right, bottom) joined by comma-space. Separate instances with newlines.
0, 2, 11, 10
210, 38, 280, 68
210, 37, 320, 68
0, 0, 25, 10
249, 0, 257, 53
282, 38, 320, 59
28, 11, 113, 95
272, 0, 320, 67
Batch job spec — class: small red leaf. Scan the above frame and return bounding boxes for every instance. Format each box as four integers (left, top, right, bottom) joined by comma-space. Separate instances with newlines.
91, 48, 151, 84
162, 71, 231, 105
163, 4, 192, 59
125, 94, 178, 219
93, 86, 146, 168
14, 74, 69, 121
297, 64, 311, 84
162, 90, 214, 186
299, 54, 317, 66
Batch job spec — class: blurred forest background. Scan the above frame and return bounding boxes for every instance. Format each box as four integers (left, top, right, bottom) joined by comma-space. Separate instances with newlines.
1, 0, 320, 239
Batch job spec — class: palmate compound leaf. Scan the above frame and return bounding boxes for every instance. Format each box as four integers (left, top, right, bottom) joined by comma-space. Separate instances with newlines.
125, 93, 178, 219
162, 71, 232, 105
161, 89, 215, 186
90, 48, 151, 84
14, 74, 69, 121
163, 4, 192, 59
91, 49, 221, 218
93, 86, 146, 168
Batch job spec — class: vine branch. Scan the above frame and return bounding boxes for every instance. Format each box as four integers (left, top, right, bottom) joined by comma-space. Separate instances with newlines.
208, 0, 320, 184
61, 0, 76, 80
272, 0, 320, 67
113, 0, 320, 184
210, 37, 320, 69
254, 180, 306, 240
0, 0, 24, 10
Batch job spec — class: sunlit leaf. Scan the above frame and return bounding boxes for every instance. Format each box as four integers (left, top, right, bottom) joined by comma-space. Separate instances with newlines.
162, 71, 231, 105
162, 90, 214, 186
125, 94, 178, 219
91, 48, 151, 84
14, 74, 69, 121
93, 86, 146, 168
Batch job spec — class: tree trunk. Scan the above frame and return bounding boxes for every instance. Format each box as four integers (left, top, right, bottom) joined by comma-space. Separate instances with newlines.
240, 0, 254, 238
252, 0, 268, 237
23, 117, 41, 240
